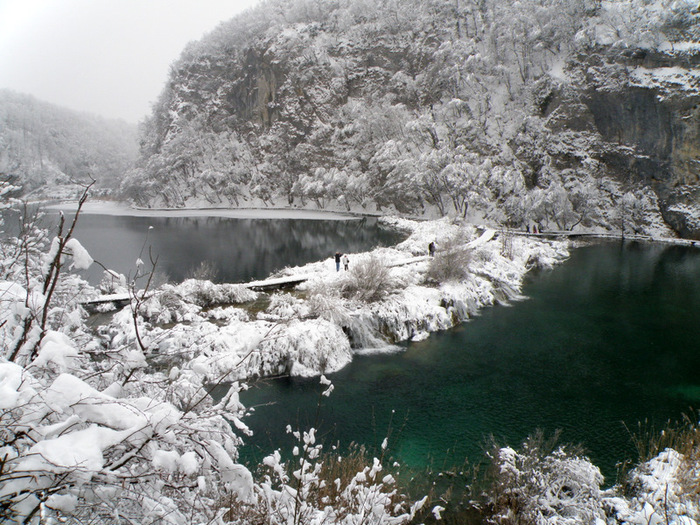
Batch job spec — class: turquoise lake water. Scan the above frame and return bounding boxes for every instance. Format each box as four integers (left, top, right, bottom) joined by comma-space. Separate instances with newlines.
239, 240, 700, 484
28, 209, 700, 486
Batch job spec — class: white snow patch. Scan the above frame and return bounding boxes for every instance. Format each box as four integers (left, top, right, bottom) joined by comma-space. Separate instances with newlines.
47, 201, 361, 221
30, 330, 80, 371
64, 238, 93, 270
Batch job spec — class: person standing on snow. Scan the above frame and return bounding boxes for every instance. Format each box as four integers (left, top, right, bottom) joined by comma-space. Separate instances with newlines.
428, 241, 436, 257
342, 254, 349, 271
335, 251, 342, 271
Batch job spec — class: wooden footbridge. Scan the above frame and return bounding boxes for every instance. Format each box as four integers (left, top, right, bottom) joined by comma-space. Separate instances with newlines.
82, 228, 696, 312
81, 275, 316, 311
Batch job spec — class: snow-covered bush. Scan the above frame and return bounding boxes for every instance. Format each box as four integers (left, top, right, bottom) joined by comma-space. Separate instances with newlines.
262, 292, 308, 320
340, 255, 400, 303
484, 432, 606, 525
185, 259, 218, 281
607, 448, 700, 525
0, 197, 256, 524
98, 268, 128, 294
0, 361, 254, 524
306, 284, 353, 325
222, 377, 427, 525
166, 278, 258, 307
425, 239, 473, 283
605, 417, 700, 525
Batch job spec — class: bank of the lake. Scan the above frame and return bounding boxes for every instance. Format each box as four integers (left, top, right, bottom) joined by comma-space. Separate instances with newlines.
60, 211, 404, 285
98, 217, 567, 384
27, 205, 700, 524
72, 210, 700, 490
238, 239, 700, 487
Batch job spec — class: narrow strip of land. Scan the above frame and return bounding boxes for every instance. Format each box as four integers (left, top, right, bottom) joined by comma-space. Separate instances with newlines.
81, 227, 697, 310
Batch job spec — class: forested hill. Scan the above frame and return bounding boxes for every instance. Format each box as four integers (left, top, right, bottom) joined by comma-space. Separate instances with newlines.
122, 0, 700, 238
0, 90, 138, 199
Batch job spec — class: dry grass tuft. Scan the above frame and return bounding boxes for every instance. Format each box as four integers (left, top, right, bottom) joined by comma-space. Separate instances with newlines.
625, 412, 700, 499
425, 236, 473, 284
341, 255, 399, 303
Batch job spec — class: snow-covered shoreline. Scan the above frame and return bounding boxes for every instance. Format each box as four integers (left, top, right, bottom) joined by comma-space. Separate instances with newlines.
97, 216, 569, 383
4, 208, 700, 525
45, 200, 371, 221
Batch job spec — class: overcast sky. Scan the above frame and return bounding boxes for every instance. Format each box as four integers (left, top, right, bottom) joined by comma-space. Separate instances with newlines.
0, 0, 262, 123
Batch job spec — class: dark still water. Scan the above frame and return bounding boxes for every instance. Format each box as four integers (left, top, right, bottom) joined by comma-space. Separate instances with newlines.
59, 214, 403, 285
240, 241, 700, 483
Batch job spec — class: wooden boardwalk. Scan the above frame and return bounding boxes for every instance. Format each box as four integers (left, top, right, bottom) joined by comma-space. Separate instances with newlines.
509, 229, 700, 247
244, 275, 312, 291
82, 227, 697, 311
81, 293, 137, 308
81, 275, 315, 310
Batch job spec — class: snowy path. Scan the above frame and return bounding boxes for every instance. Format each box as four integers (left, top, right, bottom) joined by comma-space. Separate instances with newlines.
245, 274, 313, 290
81, 291, 153, 307
387, 229, 497, 267
84, 228, 501, 307
512, 229, 699, 247
82, 274, 313, 307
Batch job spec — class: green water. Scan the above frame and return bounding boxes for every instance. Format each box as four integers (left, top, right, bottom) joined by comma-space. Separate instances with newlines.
240, 241, 700, 483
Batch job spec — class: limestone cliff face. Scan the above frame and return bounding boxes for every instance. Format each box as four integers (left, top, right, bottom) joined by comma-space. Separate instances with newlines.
129, 1, 700, 238
227, 48, 285, 128
160, 46, 286, 133
541, 46, 700, 237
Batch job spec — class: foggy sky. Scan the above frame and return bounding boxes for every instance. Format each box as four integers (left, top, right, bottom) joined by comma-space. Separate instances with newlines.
0, 0, 261, 123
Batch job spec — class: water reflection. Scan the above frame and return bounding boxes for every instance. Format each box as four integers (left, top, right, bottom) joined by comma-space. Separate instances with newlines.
54, 214, 404, 285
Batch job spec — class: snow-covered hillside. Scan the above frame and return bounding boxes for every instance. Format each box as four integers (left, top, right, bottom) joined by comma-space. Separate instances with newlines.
121, 0, 700, 237
0, 90, 138, 196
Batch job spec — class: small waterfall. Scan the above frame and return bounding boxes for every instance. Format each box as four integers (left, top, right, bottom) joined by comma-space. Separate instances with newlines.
344, 315, 389, 350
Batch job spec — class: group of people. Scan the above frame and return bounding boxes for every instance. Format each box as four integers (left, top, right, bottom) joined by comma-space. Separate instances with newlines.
335, 240, 437, 272
334, 251, 350, 271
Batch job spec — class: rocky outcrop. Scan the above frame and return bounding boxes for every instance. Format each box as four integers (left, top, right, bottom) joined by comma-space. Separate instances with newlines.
127, 0, 700, 238
539, 46, 700, 237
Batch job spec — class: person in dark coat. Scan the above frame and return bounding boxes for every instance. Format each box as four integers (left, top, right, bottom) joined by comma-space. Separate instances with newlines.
428, 241, 436, 257
335, 252, 342, 271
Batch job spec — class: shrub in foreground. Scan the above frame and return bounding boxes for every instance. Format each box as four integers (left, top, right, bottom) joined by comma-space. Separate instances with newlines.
220, 378, 427, 524
483, 431, 605, 525
425, 238, 472, 284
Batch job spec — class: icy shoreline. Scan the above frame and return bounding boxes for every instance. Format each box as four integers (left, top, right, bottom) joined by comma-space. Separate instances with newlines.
46, 200, 370, 221
97, 217, 570, 382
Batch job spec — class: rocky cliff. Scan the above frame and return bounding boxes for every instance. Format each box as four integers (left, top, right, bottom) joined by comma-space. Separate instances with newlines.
123, 0, 700, 238
537, 45, 700, 236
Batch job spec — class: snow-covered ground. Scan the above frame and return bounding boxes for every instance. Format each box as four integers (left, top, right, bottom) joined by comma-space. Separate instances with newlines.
91, 216, 700, 524
97, 217, 569, 383
3, 209, 700, 524
490, 442, 700, 525
46, 200, 365, 220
